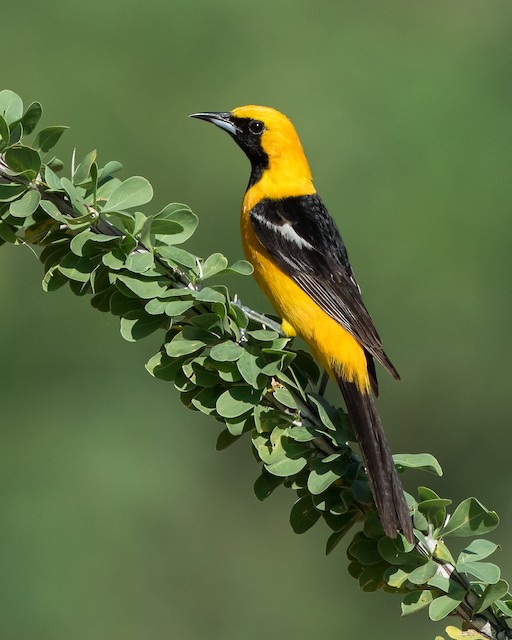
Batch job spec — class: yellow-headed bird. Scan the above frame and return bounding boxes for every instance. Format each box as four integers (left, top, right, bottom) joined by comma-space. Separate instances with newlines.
191, 106, 412, 542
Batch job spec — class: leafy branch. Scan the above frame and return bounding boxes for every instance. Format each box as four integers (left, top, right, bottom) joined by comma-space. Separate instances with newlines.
0, 89, 510, 640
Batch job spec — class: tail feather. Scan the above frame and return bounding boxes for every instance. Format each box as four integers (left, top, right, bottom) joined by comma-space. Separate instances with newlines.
336, 376, 413, 542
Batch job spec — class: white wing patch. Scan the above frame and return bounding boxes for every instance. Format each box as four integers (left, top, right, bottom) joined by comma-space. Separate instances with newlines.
251, 212, 314, 250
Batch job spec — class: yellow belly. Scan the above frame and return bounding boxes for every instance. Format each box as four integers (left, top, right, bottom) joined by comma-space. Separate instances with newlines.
241, 211, 370, 393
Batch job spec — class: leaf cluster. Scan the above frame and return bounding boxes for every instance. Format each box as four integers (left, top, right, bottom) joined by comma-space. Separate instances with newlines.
1, 89, 510, 640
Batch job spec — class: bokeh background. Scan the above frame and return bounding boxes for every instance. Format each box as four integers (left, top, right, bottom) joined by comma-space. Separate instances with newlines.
1, 1, 511, 638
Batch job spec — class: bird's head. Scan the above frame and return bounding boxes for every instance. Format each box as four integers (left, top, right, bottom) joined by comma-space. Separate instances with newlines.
190, 105, 314, 199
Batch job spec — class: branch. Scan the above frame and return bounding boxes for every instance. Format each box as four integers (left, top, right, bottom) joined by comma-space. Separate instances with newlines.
0, 89, 510, 640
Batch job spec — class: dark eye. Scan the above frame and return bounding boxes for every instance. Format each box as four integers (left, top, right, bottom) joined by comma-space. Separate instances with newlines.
248, 120, 265, 135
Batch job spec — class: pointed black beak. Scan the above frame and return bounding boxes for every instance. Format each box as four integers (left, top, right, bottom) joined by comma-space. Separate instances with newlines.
189, 111, 240, 136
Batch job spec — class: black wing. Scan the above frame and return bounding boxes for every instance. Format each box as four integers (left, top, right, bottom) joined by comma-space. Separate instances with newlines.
249, 194, 399, 382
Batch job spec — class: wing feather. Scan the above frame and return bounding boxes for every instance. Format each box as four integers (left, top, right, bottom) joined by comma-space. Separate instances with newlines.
249, 195, 399, 380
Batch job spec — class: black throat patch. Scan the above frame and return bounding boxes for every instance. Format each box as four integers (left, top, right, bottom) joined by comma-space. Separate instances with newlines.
229, 116, 270, 190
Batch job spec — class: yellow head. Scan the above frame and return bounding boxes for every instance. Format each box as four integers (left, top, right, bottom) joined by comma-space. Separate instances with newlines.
190, 105, 315, 200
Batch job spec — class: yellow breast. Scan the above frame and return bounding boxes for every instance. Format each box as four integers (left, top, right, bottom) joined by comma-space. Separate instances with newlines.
240, 207, 370, 393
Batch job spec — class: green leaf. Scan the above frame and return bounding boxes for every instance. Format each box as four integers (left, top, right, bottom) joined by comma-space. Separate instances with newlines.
427, 574, 452, 593
164, 299, 195, 316
200, 253, 228, 279
495, 600, 512, 618
325, 512, 360, 554
290, 495, 321, 534
348, 561, 364, 581
9, 190, 40, 217
190, 387, 222, 415
116, 273, 168, 299
109, 291, 141, 316
352, 478, 373, 505
273, 386, 297, 409
378, 536, 417, 566
455, 561, 500, 584
254, 471, 285, 501
145, 352, 187, 382
363, 512, 385, 540
417, 498, 452, 529
90, 287, 113, 312
41, 243, 70, 271
213, 361, 243, 383
124, 251, 155, 274
0, 90, 23, 125
209, 341, 245, 362
457, 539, 499, 563
0, 221, 18, 243
120, 310, 162, 342
0, 183, 28, 202
358, 563, 388, 592
401, 590, 434, 616
165, 332, 206, 358
225, 415, 251, 436
70, 231, 119, 257
9, 123, 22, 145
349, 538, 381, 565
90, 162, 98, 207
42, 266, 68, 292
94, 177, 122, 205
247, 329, 280, 341
181, 358, 217, 387
69, 231, 96, 257
216, 429, 239, 451
434, 540, 456, 565
157, 245, 198, 269
33, 126, 68, 152
216, 387, 262, 418
134, 211, 151, 236
98, 160, 123, 183
4, 145, 41, 178
258, 432, 310, 470
57, 254, 94, 282
412, 507, 429, 533
144, 297, 168, 315
44, 165, 63, 191
440, 498, 499, 538
386, 566, 414, 589
47, 156, 64, 172
393, 453, 443, 476
195, 287, 225, 303
474, 579, 509, 614
429, 592, 465, 621
223, 259, 253, 276
70, 280, 93, 298
103, 176, 153, 211
307, 456, 345, 495
417, 486, 441, 501
0, 115, 9, 143
406, 560, 439, 585
236, 347, 265, 388
149, 203, 198, 245
195, 259, 255, 280
308, 394, 342, 432
73, 149, 97, 185
18, 101, 42, 134
60, 177, 89, 215
265, 453, 309, 478
102, 249, 126, 270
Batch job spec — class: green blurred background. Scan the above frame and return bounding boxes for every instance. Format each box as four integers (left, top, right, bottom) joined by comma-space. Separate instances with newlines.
1, 1, 511, 638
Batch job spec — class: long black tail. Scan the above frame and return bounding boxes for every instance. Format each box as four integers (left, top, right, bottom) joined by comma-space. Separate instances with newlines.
336, 376, 413, 542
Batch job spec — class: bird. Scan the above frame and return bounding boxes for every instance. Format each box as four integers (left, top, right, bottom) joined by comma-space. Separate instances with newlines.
190, 106, 413, 542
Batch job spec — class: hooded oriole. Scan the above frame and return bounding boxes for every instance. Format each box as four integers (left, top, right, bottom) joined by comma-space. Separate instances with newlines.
191, 106, 413, 542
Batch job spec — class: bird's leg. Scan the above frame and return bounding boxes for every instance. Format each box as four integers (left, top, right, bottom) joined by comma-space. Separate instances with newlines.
233, 301, 284, 335
318, 371, 329, 396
